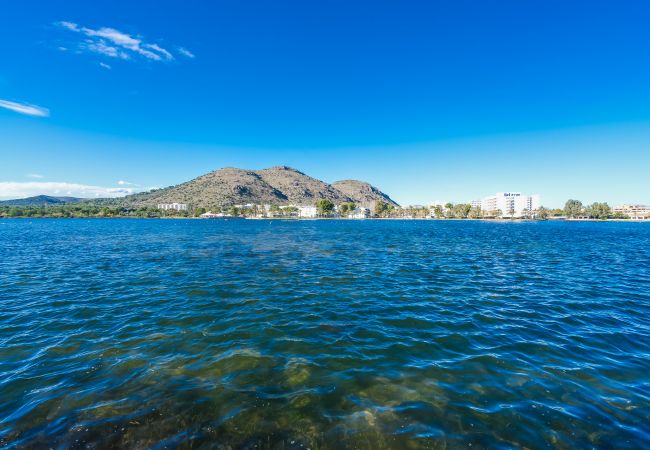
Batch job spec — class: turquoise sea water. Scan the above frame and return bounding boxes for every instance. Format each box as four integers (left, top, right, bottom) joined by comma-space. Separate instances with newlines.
0, 219, 649, 449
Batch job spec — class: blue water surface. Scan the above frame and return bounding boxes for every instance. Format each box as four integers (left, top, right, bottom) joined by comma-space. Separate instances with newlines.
0, 219, 649, 449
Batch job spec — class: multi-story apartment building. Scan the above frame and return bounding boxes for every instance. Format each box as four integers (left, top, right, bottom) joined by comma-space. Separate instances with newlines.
475, 192, 540, 218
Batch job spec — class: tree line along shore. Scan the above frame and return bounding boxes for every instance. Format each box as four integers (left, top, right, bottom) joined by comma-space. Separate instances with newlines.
0, 199, 633, 220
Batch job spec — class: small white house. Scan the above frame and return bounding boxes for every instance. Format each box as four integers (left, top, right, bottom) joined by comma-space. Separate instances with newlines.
298, 206, 318, 218
348, 207, 370, 219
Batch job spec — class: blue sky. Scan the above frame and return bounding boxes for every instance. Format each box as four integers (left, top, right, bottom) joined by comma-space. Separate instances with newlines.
1, 0, 649, 207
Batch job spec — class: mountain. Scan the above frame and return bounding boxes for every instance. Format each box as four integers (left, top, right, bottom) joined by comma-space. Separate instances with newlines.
123, 167, 288, 207
256, 166, 350, 204
0, 195, 82, 206
331, 180, 399, 208
120, 166, 397, 209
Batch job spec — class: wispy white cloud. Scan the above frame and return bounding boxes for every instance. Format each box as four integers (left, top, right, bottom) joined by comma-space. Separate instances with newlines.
58, 21, 80, 32
81, 39, 129, 59
0, 99, 49, 117
99, 62, 112, 70
145, 43, 173, 60
178, 47, 195, 58
27, 173, 44, 179
55, 21, 192, 63
117, 180, 138, 186
0, 182, 136, 200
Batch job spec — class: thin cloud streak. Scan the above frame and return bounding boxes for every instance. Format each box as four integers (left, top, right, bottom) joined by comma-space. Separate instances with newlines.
56, 21, 192, 62
82, 40, 129, 59
0, 182, 137, 200
0, 99, 49, 117
178, 47, 195, 58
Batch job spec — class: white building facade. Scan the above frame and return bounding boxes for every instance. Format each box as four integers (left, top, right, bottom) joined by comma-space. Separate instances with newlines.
158, 203, 188, 211
348, 207, 370, 219
298, 205, 318, 218
613, 204, 650, 220
478, 192, 540, 218
200, 211, 228, 218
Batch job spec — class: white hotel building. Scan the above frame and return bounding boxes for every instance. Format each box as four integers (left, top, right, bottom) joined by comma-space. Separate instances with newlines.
157, 203, 188, 211
477, 192, 540, 218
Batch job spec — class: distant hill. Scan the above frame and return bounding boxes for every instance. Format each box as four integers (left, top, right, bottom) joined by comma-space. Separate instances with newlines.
0, 195, 82, 206
331, 180, 398, 208
119, 166, 397, 209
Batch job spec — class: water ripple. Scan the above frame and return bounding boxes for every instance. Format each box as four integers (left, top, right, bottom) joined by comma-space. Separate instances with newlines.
0, 219, 649, 449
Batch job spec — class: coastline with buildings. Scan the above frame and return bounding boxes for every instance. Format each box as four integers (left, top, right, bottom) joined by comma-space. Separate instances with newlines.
3, 194, 648, 221
143, 192, 648, 222
2, 167, 646, 221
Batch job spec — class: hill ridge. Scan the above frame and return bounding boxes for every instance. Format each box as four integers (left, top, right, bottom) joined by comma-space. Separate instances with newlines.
0, 195, 82, 206
121, 166, 398, 209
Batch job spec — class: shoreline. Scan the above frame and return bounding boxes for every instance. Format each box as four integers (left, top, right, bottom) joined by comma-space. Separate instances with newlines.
1, 216, 646, 222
